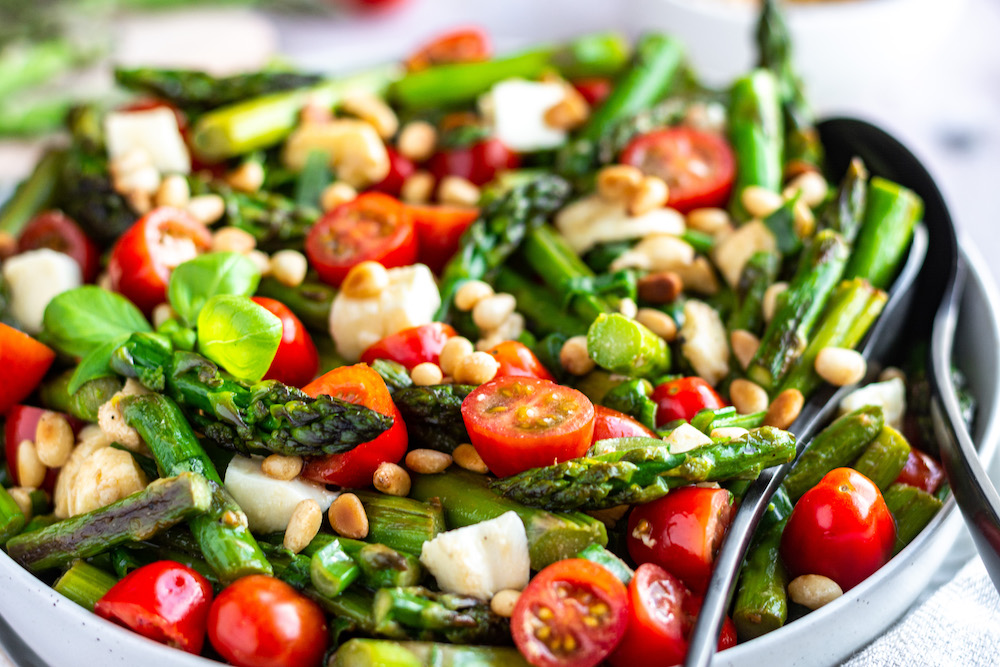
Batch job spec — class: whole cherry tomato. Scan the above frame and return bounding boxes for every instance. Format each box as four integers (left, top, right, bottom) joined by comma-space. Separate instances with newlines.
95, 560, 213, 654
781, 468, 896, 590
429, 138, 519, 186
207, 575, 327, 667
360, 322, 457, 370
651, 377, 726, 427
0, 326, 55, 415
250, 297, 319, 387
406, 27, 492, 71
591, 405, 656, 444
369, 147, 416, 197
18, 211, 100, 282
408, 204, 479, 274
571, 77, 613, 107
894, 449, 945, 495
486, 341, 555, 381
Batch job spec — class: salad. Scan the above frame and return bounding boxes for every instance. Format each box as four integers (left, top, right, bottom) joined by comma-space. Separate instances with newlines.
0, 1, 971, 666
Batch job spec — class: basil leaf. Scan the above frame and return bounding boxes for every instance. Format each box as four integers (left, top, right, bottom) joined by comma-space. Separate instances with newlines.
197, 294, 281, 383
168, 252, 261, 326
68, 336, 129, 394
43, 287, 151, 358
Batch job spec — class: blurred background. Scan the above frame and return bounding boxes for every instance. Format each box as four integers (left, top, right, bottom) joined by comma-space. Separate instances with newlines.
2, 0, 998, 279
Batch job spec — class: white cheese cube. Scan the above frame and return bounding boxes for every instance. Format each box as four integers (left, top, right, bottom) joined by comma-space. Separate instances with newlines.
666, 423, 714, 454
3, 249, 82, 333
484, 79, 567, 152
555, 194, 686, 254
105, 107, 191, 174
839, 378, 906, 429
224, 455, 338, 534
680, 300, 730, 386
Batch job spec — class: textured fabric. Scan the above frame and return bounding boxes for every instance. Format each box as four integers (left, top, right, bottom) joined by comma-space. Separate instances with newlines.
845, 557, 1000, 666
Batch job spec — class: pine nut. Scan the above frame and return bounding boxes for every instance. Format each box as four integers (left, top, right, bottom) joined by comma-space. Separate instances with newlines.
247, 250, 272, 276
783, 171, 828, 208
226, 161, 265, 193
618, 297, 638, 320
155, 174, 190, 208
116, 165, 161, 195
270, 249, 308, 287
490, 589, 521, 618
126, 190, 153, 215
762, 282, 788, 323
401, 171, 435, 204
405, 449, 453, 474
490, 312, 525, 345
261, 454, 303, 481
152, 303, 177, 329
16, 441, 46, 489
637, 271, 683, 305
560, 335, 595, 375
341, 261, 390, 299
8, 487, 33, 519
730, 379, 770, 415
0, 232, 15, 260
410, 362, 444, 386
788, 574, 843, 610
35, 412, 74, 468
439, 337, 474, 376
453, 443, 489, 474
710, 427, 749, 441
284, 499, 323, 554
187, 194, 226, 225
635, 308, 677, 342
793, 198, 815, 238
342, 93, 399, 139
765, 389, 804, 430
730, 329, 760, 370
455, 280, 494, 312
329, 493, 369, 539
628, 176, 670, 216
687, 207, 732, 234
454, 351, 500, 385
212, 227, 256, 254
472, 293, 517, 331
597, 165, 643, 202
397, 121, 437, 162
879, 366, 906, 384
815, 347, 867, 386
438, 176, 481, 207
741, 186, 783, 218
543, 89, 589, 131
111, 148, 151, 175
373, 462, 411, 497
320, 182, 358, 212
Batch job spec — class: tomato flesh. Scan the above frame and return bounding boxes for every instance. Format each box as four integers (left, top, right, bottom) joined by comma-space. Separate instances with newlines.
409, 204, 479, 274
486, 341, 555, 381
0, 326, 55, 415
360, 322, 457, 370
429, 138, 519, 186
369, 147, 416, 197
571, 77, 612, 107
894, 449, 945, 495
406, 27, 491, 71
18, 211, 101, 282
461, 376, 595, 478
250, 297, 319, 388
651, 377, 727, 428
592, 405, 656, 444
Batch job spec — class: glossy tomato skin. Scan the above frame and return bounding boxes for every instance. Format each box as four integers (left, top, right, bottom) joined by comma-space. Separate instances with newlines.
592, 405, 656, 444
429, 138, 519, 186
18, 211, 100, 282
250, 297, 319, 387
461, 376, 595, 478
486, 341, 555, 381
571, 77, 613, 107
0, 327, 55, 415
207, 575, 327, 667
512, 559, 628, 667
409, 205, 479, 274
95, 561, 212, 654
627, 487, 734, 594
620, 127, 736, 213
360, 322, 457, 370
894, 449, 945, 495
651, 377, 726, 428
406, 27, 491, 71
370, 147, 416, 197
781, 468, 896, 591
300, 364, 407, 489
107, 207, 212, 314
305, 192, 417, 287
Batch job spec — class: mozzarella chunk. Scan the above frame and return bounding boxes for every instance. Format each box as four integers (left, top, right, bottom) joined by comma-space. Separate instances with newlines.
555, 194, 686, 254
839, 378, 906, 429
666, 423, 713, 454
680, 300, 730, 386
420, 511, 530, 599
711, 220, 778, 287
224, 455, 338, 534
2, 249, 82, 332
330, 263, 440, 362
610, 233, 696, 273
105, 107, 191, 174
483, 79, 567, 152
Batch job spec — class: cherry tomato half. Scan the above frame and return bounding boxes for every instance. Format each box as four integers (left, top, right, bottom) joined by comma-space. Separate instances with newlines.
207, 575, 327, 667
18, 211, 100, 283
406, 27, 492, 72
360, 322, 457, 370
620, 127, 736, 213
894, 449, 945, 495
571, 77, 612, 107
250, 297, 319, 387
305, 192, 417, 287
95, 560, 212, 654
369, 147, 416, 197
0, 326, 55, 415
461, 376, 595, 478
781, 468, 896, 591
107, 207, 212, 314
486, 341, 555, 381
592, 405, 656, 444
408, 204, 479, 274
300, 364, 407, 489
511, 559, 628, 667
627, 487, 734, 594
651, 377, 726, 428
429, 138, 519, 187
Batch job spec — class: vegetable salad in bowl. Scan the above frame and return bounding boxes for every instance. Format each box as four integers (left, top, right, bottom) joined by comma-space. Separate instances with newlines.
0, 1, 968, 665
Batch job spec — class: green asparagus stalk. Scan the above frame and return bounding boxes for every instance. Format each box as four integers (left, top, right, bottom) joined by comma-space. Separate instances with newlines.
373, 587, 509, 645
40, 372, 122, 422
728, 250, 781, 334
392, 385, 475, 453
0, 39, 92, 100
578, 543, 634, 583
600, 378, 658, 431
308, 587, 378, 634
310, 539, 360, 598
254, 276, 335, 332
690, 407, 767, 435
732, 519, 789, 641
331, 639, 530, 667
53, 561, 119, 612
493, 267, 590, 337
852, 426, 911, 492
353, 491, 446, 557
728, 69, 784, 220
884, 483, 943, 554
587, 313, 671, 379
844, 177, 923, 289
302, 533, 423, 588
0, 486, 26, 544
0, 148, 63, 236
817, 157, 868, 244
373, 359, 416, 394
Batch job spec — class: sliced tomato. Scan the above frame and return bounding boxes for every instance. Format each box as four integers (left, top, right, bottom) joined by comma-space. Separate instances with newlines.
18, 211, 100, 282
429, 138, 519, 186
592, 405, 656, 444
0, 326, 55, 415
571, 77, 612, 107
651, 377, 727, 428
409, 204, 478, 274
300, 364, 407, 489
369, 147, 416, 197
486, 341, 555, 381
107, 207, 212, 314
250, 297, 319, 388
406, 27, 492, 71
305, 192, 417, 287
511, 559, 628, 667
461, 376, 594, 478
360, 322, 457, 370
894, 449, 945, 495
620, 127, 736, 213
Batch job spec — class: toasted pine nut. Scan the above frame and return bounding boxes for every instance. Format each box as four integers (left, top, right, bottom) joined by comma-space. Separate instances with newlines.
284, 499, 323, 554
126, 190, 153, 215
793, 198, 815, 238
405, 449, 453, 474
341, 261, 390, 299
226, 161, 265, 193
710, 427, 749, 441
329, 493, 369, 539
212, 227, 256, 254
8, 487, 34, 519
741, 186, 783, 218
618, 297, 639, 320
560, 335, 595, 375
490, 589, 522, 618
454, 351, 500, 385
453, 443, 489, 474
397, 121, 437, 162
115, 165, 161, 195
261, 454, 303, 481
270, 249, 308, 287
635, 308, 677, 342
597, 164, 643, 202
438, 176, 481, 207
783, 171, 828, 208
247, 250, 272, 275
730, 329, 760, 370
490, 312, 525, 344
438, 337, 474, 376
320, 181, 358, 212
879, 366, 906, 384
187, 194, 226, 225
815, 347, 867, 386
765, 389, 804, 430
455, 280, 494, 312
687, 207, 731, 234
788, 574, 843, 610
373, 462, 411, 497
152, 303, 177, 329
400, 170, 435, 204
637, 271, 683, 305
342, 93, 399, 139
629, 176, 670, 216
472, 293, 517, 331
762, 282, 788, 323
543, 89, 589, 131
16, 441, 46, 489
411, 362, 444, 386
730, 379, 770, 415
155, 174, 190, 208
35, 412, 74, 468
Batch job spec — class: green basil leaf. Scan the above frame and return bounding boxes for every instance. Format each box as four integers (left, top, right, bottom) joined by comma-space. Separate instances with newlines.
43, 287, 151, 358
168, 252, 261, 326
68, 336, 129, 394
197, 294, 281, 382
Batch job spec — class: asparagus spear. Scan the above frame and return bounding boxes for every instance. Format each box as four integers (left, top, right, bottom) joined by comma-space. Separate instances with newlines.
53, 561, 119, 612
600, 378, 658, 431
578, 543, 634, 584
493, 267, 590, 337
587, 313, 671, 379
852, 425, 911, 491
302, 533, 423, 588
844, 177, 923, 289
732, 519, 788, 641
0, 486, 26, 544
373, 359, 416, 394
40, 372, 122, 422
817, 157, 868, 244
311, 539, 360, 598
493, 427, 797, 510
0, 148, 63, 236
728, 250, 781, 334
254, 276, 335, 333
884, 483, 943, 554
6, 473, 211, 572
393, 385, 475, 454
331, 640, 530, 667
728, 69, 784, 220
690, 407, 766, 435
353, 491, 446, 557
373, 587, 509, 645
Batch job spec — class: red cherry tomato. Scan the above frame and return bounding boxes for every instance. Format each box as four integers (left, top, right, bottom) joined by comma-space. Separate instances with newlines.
651, 377, 726, 427
336, 0, 408, 13
406, 27, 492, 71
781, 468, 896, 591
360, 322, 457, 370
370, 147, 416, 197
300, 364, 407, 488
571, 77, 613, 107
461, 376, 595, 478
620, 127, 736, 213
207, 575, 327, 667
627, 487, 734, 594
305, 192, 417, 287
107, 207, 212, 314
250, 297, 319, 387
95, 560, 212, 654
894, 449, 945, 495
511, 559, 628, 667
592, 405, 656, 444
408, 204, 479, 274
17, 211, 100, 282
0, 326, 55, 415
486, 341, 555, 381
429, 138, 519, 186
